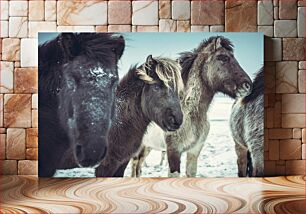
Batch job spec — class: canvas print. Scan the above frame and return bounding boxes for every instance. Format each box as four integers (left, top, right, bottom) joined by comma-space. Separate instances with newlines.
38, 32, 263, 178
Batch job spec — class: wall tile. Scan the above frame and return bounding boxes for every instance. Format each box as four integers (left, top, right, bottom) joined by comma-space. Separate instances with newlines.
293, 128, 302, 139
283, 38, 305, 61
95, 26, 108, 32
4, 94, 31, 128
9, 17, 28, 38
282, 94, 305, 114
28, 21, 57, 38
299, 61, 306, 70
298, 70, 305, 93
276, 61, 298, 93
258, 0, 273, 25
57, 1, 107, 25
297, 7, 305, 37
57, 26, 95, 32
0, 134, 5, 159
279, 139, 302, 160
282, 114, 305, 128
274, 20, 297, 37
108, 1, 131, 24
18, 160, 38, 175
177, 21, 190, 32
32, 94, 38, 109
32, 110, 38, 128
45, 1, 56, 21
9, 1, 28, 17
26, 128, 38, 148
0, 160, 17, 175
0, 21, 9, 37
159, 19, 176, 32
269, 128, 292, 139
279, 0, 297, 19
29, 1, 45, 21
192, 0, 224, 25
285, 160, 306, 175
225, 0, 256, 31
191, 25, 209, 32
2, 38, 20, 61
258, 26, 273, 37
108, 25, 131, 32
132, 1, 158, 25
0, 1, 9, 21
172, 1, 190, 21
136, 26, 159, 32
20, 38, 38, 67
210, 25, 225, 32
0, 61, 14, 93
6, 128, 26, 159
159, 1, 171, 19
14, 68, 38, 93
26, 148, 38, 160
0, 94, 3, 127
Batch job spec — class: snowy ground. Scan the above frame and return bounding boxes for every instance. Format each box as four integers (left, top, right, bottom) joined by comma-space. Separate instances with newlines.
54, 96, 238, 178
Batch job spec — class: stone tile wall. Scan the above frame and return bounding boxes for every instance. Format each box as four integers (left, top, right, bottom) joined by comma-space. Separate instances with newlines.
0, 0, 305, 176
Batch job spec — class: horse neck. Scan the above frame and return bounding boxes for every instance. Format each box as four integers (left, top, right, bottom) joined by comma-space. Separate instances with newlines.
184, 63, 214, 118
116, 84, 150, 134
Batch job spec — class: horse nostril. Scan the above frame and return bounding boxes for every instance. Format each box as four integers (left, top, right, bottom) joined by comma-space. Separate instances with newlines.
168, 115, 176, 125
243, 82, 251, 91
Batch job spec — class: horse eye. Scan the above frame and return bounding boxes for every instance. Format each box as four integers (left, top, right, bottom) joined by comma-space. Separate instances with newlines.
153, 84, 161, 90
217, 55, 229, 63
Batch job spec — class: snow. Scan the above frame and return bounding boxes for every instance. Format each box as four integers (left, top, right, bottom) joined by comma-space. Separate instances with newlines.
54, 96, 238, 178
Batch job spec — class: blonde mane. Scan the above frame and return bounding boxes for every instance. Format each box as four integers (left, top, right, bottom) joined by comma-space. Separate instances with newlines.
136, 57, 184, 93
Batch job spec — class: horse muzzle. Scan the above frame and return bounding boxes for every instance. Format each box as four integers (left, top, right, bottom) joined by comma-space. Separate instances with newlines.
236, 82, 252, 98
162, 109, 183, 131
75, 139, 107, 168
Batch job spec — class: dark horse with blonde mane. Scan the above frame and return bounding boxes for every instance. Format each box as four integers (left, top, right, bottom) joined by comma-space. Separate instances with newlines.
230, 67, 264, 177
95, 55, 184, 177
39, 33, 125, 177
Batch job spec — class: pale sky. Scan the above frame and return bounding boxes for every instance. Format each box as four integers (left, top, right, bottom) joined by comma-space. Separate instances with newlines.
39, 32, 263, 79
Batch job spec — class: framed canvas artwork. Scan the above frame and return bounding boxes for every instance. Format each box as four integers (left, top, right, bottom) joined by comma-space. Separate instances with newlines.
38, 32, 263, 178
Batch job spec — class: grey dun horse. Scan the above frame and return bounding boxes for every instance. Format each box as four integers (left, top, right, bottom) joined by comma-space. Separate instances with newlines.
230, 67, 264, 177
165, 36, 253, 177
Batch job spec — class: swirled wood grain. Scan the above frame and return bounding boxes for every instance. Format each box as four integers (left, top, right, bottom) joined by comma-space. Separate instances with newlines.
0, 176, 305, 213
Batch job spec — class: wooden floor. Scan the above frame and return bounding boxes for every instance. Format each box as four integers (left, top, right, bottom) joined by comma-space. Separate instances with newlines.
0, 176, 305, 213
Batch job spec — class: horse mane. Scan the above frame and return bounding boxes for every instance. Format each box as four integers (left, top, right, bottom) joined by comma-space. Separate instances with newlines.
118, 57, 183, 96
195, 36, 234, 53
117, 65, 142, 97
39, 33, 123, 68
179, 36, 234, 85
151, 57, 183, 93
242, 67, 264, 103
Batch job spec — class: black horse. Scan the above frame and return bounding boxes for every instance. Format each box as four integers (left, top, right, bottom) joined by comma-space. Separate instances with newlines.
38, 33, 125, 177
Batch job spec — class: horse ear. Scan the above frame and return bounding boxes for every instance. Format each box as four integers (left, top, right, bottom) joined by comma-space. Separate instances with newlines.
146, 55, 156, 66
114, 35, 125, 59
59, 33, 80, 60
215, 37, 222, 50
